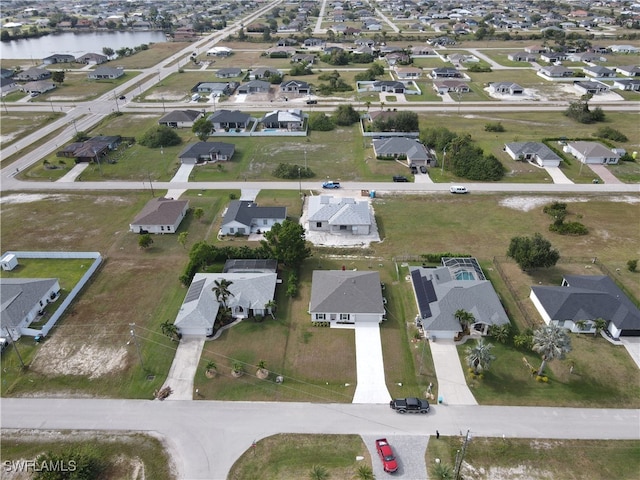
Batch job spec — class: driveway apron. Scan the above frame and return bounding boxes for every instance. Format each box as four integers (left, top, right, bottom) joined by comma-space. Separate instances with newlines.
352, 323, 392, 403
161, 336, 205, 400
362, 434, 430, 479
429, 340, 478, 405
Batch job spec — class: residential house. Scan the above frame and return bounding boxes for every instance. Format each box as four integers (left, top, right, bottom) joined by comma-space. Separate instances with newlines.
174, 271, 278, 336
237, 80, 271, 94
372, 81, 405, 94
489, 82, 524, 95
178, 142, 235, 164
307, 196, 372, 235
292, 54, 316, 64
87, 67, 124, 80
249, 67, 281, 80
540, 52, 569, 63
303, 38, 325, 48
583, 65, 616, 78
216, 67, 243, 78
530, 275, 640, 338
609, 45, 639, 53
261, 109, 305, 130
568, 52, 606, 63
447, 53, 479, 64
21, 80, 56, 95
192, 82, 238, 96
158, 110, 203, 128
76, 53, 108, 65
220, 200, 286, 236
395, 67, 422, 80
430, 68, 463, 79
309, 270, 385, 326
538, 65, 575, 78
613, 79, 640, 91
56, 136, 121, 163
615, 65, 640, 77
433, 80, 470, 94
42, 54, 75, 65
266, 46, 296, 57
504, 142, 562, 167
280, 80, 310, 95
207, 46, 233, 57
573, 80, 610, 95
129, 197, 189, 234
524, 45, 547, 53
0, 68, 14, 79
409, 258, 510, 340
1, 278, 61, 341
372, 137, 434, 168
0, 77, 19, 96
508, 51, 537, 62
15, 68, 51, 81
222, 259, 278, 273
564, 141, 620, 165
172, 27, 198, 41
208, 110, 252, 131
410, 46, 436, 57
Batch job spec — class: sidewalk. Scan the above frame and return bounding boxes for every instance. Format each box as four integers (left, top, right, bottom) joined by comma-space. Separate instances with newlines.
429, 339, 478, 405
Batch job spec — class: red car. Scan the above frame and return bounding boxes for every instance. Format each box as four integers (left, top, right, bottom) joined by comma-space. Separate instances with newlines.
375, 438, 398, 473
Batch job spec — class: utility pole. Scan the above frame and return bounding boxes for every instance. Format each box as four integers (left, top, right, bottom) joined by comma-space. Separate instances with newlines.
113, 91, 120, 113
454, 429, 471, 480
148, 172, 155, 197
129, 323, 145, 370
3, 327, 25, 368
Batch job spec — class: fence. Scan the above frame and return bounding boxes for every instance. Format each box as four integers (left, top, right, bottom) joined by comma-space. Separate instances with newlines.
492, 256, 537, 330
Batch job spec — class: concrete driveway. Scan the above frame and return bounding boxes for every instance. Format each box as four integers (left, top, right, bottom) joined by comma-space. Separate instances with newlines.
620, 337, 640, 369
161, 336, 205, 400
429, 339, 478, 406
587, 164, 623, 184
353, 323, 392, 404
545, 166, 573, 184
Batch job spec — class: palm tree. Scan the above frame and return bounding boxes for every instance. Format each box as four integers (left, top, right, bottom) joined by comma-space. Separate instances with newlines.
257, 360, 269, 379
489, 324, 511, 344
593, 317, 607, 337
431, 462, 454, 479
231, 361, 244, 377
212, 279, 234, 309
161, 320, 180, 342
455, 309, 475, 333
309, 464, 330, 480
532, 324, 572, 376
205, 360, 217, 378
352, 464, 375, 480
264, 299, 277, 319
465, 338, 496, 375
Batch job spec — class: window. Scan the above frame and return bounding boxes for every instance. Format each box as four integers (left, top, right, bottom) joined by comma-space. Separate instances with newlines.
316, 222, 322, 228
340, 313, 350, 321
160, 226, 164, 231
166, 226, 171, 231
263, 219, 268, 225
316, 313, 326, 320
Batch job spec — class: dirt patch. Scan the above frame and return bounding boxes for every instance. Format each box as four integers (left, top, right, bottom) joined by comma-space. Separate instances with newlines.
462, 462, 554, 479
32, 339, 129, 378
0, 193, 71, 204
499, 195, 640, 212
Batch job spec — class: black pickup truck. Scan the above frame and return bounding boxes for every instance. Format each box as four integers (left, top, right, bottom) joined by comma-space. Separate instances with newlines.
390, 397, 430, 414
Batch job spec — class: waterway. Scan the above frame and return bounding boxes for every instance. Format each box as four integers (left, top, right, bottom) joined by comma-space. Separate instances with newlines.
0, 30, 167, 60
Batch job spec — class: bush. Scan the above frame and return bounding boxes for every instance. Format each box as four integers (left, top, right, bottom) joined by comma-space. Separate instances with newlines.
286, 270, 299, 297
628, 259, 638, 272
484, 122, 505, 132
138, 125, 182, 148
308, 112, 335, 131
273, 164, 314, 179
549, 221, 588, 235
594, 126, 628, 142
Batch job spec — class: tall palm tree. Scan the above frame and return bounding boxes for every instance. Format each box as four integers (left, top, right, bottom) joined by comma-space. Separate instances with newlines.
264, 299, 277, 319
593, 317, 607, 337
454, 309, 475, 332
309, 465, 330, 480
532, 324, 572, 376
465, 338, 496, 375
212, 279, 234, 309
161, 320, 180, 342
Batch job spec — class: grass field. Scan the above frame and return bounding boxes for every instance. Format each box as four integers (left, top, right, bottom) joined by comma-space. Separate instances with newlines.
427, 436, 640, 480
0, 431, 174, 480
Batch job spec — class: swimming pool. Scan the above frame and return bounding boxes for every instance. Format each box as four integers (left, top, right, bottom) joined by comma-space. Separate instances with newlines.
455, 271, 475, 281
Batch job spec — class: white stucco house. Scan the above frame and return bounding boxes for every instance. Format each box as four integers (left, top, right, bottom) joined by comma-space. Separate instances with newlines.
220, 200, 286, 236
129, 197, 189, 234
309, 270, 385, 326
504, 142, 562, 167
1, 278, 61, 340
564, 141, 621, 165
307, 196, 372, 235
175, 271, 278, 336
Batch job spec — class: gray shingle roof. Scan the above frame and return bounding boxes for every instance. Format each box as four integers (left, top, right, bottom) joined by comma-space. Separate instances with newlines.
158, 110, 202, 123
131, 197, 189, 226
222, 201, 286, 228
208, 109, 251, 124
179, 142, 235, 159
309, 270, 384, 314
1, 278, 58, 329
506, 142, 562, 163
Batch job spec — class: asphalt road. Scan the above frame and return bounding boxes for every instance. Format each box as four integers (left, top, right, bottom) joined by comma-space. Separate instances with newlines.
1, 398, 638, 479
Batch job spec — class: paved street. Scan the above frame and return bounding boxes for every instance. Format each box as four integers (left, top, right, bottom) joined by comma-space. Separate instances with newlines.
1, 398, 638, 479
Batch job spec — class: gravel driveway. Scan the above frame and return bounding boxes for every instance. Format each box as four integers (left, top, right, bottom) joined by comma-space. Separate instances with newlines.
362, 434, 431, 479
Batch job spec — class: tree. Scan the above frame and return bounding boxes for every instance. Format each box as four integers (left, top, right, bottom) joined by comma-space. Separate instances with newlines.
333, 104, 360, 126
232, 361, 244, 376
261, 219, 311, 269
465, 338, 496, 375
257, 360, 268, 378
627, 259, 638, 272
308, 112, 335, 131
352, 464, 375, 480
205, 360, 217, 376
454, 309, 474, 332
489, 323, 511, 344
593, 317, 607, 337
178, 231, 189, 249
431, 462, 454, 479
212, 279, 234, 309
51, 70, 65, 84
564, 94, 605, 124
139, 125, 182, 148
192, 118, 213, 141
264, 299, 277, 319
507, 233, 560, 271
194, 207, 204, 221
532, 324, 572, 376
138, 233, 153, 249
161, 320, 180, 341
309, 465, 330, 480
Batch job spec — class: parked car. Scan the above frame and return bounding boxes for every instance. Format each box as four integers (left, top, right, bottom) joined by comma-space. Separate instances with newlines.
420, 165, 427, 174
306, 100, 318, 104
322, 181, 340, 189
375, 438, 398, 473
393, 175, 409, 182
118, 95, 126, 100
449, 185, 468, 194
390, 397, 430, 414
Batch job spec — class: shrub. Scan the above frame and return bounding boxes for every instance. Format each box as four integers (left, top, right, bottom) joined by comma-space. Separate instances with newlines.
138, 125, 182, 148
272, 164, 314, 179
286, 270, 299, 297
549, 221, 588, 235
628, 259, 638, 272
484, 122, 505, 132
594, 126, 628, 142
308, 112, 335, 131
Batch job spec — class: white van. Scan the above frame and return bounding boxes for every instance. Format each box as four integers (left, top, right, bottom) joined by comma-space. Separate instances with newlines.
449, 185, 468, 194
191, 93, 201, 102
